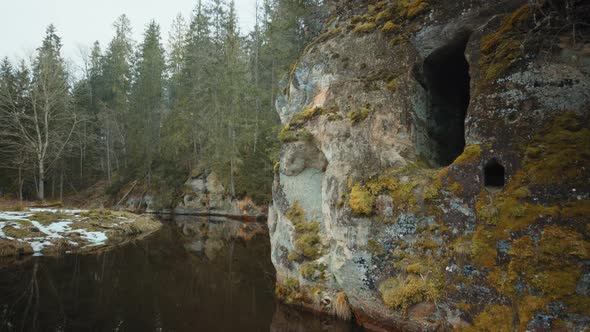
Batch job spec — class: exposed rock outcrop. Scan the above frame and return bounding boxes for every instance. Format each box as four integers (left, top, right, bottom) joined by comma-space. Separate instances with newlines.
175, 171, 267, 218
269, 0, 590, 330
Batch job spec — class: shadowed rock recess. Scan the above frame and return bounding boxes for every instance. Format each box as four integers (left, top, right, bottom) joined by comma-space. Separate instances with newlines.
269, 0, 590, 331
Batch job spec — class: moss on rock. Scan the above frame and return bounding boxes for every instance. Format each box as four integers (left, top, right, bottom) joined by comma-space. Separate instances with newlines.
379, 274, 440, 315
478, 5, 530, 87
349, 184, 374, 215
353, 22, 377, 34
286, 202, 322, 262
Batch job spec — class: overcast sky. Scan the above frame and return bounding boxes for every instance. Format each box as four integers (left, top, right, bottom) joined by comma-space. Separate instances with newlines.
0, 0, 257, 71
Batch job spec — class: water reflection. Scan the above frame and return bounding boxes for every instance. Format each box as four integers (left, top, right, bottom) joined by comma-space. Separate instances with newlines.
0, 216, 361, 332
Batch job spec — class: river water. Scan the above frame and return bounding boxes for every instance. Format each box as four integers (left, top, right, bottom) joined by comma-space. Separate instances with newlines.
0, 216, 362, 332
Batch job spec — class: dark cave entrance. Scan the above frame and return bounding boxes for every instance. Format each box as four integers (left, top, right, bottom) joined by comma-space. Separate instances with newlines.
484, 159, 505, 189
422, 32, 471, 167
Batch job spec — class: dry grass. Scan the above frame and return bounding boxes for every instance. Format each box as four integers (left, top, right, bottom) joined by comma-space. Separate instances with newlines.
0, 199, 28, 211
0, 239, 34, 257
3, 224, 36, 238
31, 212, 71, 225
333, 291, 353, 321
42, 238, 74, 255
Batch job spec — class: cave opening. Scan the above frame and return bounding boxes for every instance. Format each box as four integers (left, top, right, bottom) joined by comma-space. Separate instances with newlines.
484, 159, 505, 189
422, 32, 471, 167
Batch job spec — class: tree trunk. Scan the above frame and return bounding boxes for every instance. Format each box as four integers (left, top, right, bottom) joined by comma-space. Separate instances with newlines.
230, 127, 236, 198
59, 167, 64, 202
38, 161, 45, 202
106, 122, 112, 183
17, 165, 23, 202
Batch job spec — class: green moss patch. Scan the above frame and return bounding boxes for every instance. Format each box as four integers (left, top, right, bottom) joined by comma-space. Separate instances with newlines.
31, 212, 71, 225
278, 125, 313, 143
300, 262, 328, 281
519, 112, 590, 185
395, 0, 429, 19
286, 201, 322, 262
379, 274, 440, 315
465, 305, 513, 332
348, 107, 373, 124
478, 5, 530, 87
349, 184, 374, 215
276, 277, 304, 305
453, 144, 481, 165
353, 22, 377, 33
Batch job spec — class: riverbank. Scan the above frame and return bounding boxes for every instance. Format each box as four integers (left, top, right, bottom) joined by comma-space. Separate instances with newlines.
0, 207, 161, 265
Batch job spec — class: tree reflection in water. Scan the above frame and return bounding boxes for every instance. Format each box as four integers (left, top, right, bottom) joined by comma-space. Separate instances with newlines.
0, 216, 361, 332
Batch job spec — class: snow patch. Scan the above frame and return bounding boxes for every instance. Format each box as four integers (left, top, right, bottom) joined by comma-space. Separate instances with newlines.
0, 212, 33, 221
1, 211, 109, 255
73, 229, 108, 246
30, 220, 72, 238
29, 208, 88, 214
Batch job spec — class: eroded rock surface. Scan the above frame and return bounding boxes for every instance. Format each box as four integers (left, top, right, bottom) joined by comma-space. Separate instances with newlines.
269, 1, 590, 330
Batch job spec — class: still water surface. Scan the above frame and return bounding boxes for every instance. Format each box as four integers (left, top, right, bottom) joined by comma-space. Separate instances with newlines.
0, 216, 361, 332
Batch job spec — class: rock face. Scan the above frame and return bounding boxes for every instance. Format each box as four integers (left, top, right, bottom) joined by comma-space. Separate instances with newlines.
176, 171, 266, 218
178, 172, 235, 212
269, 0, 590, 331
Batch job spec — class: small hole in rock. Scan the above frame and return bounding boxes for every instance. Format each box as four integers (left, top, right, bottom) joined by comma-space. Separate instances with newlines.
484, 159, 505, 189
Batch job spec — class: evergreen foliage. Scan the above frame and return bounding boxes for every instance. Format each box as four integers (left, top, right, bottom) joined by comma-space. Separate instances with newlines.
0, 0, 325, 205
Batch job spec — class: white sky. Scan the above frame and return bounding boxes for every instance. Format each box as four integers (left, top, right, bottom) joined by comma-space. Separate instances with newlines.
0, 0, 257, 71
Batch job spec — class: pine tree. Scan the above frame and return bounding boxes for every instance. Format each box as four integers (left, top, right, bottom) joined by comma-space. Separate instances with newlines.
101, 15, 134, 180
167, 13, 187, 106
128, 21, 166, 180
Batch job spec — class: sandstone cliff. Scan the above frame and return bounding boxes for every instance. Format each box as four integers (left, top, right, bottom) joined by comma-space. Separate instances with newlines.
269, 0, 590, 330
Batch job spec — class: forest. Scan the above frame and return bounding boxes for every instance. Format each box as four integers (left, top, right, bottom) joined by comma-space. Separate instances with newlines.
0, 0, 323, 206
